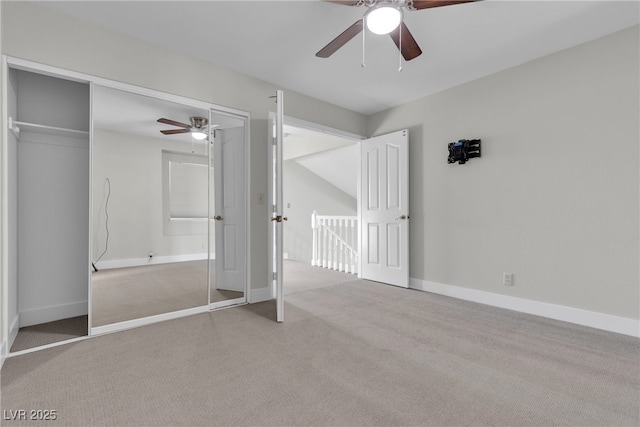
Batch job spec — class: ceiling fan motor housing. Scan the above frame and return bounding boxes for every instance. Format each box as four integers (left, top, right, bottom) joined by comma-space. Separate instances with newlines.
190, 116, 208, 129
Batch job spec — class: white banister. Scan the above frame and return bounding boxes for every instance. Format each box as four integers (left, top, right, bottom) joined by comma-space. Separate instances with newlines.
311, 211, 358, 274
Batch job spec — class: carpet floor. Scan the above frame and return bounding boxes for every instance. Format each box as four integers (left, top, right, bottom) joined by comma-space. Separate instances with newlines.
91, 260, 243, 327
1, 261, 638, 426
9, 316, 88, 353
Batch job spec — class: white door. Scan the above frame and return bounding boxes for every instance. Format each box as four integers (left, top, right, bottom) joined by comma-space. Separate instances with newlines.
360, 129, 410, 288
269, 90, 285, 322
213, 113, 247, 296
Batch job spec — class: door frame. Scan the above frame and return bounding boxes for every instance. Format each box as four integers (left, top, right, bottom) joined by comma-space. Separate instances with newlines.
266, 109, 365, 304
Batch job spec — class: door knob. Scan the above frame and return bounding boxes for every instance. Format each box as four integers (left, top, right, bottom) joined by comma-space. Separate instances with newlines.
214, 215, 223, 221
397, 215, 409, 220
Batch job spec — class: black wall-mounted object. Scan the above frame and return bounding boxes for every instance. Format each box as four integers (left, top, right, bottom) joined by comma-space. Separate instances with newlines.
448, 139, 481, 165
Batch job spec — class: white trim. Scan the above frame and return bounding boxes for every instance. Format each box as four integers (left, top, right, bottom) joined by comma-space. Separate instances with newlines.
7, 336, 90, 358
90, 305, 209, 336
0, 340, 6, 370
94, 253, 210, 271
1, 55, 9, 364
282, 114, 364, 142
243, 110, 252, 308
8, 314, 19, 350
409, 278, 640, 338
249, 286, 273, 304
209, 298, 245, 310
88, 81, 94, 337
19, 301, 88, 328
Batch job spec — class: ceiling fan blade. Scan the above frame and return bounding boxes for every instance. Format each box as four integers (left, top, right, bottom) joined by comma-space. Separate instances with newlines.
160, 128, 191, 135
316, 19, 364, 58
410, 0, 479, 10
390, 22, 422, 61
157, 118, 190, 128
324, 0, 362, 5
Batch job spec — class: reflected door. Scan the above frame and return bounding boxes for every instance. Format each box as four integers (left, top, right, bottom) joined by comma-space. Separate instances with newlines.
212, 112, 247, 300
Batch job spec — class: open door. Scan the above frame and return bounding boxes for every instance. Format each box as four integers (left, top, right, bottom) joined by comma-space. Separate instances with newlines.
269, 90, 285, 322
360, 129, 410, 288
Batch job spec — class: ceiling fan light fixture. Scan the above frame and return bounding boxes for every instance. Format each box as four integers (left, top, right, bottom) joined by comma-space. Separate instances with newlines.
365, 5, 403, 35
191, 130, 207, 140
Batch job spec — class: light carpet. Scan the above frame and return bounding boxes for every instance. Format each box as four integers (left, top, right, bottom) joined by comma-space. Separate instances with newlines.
92, 260, 242, 327
9, 316, 88, 353
1, 261, 638, 426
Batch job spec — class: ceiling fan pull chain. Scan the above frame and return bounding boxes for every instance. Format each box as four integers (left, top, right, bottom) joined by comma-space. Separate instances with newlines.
362, 17, 366, 68
398, 24, 403, 72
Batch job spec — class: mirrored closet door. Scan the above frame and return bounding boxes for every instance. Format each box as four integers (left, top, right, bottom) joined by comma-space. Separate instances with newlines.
91, 86, 213, 327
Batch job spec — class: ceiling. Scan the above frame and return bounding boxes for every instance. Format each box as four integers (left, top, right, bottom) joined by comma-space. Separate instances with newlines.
38, 1, 639, 115
93, 82, 356, 158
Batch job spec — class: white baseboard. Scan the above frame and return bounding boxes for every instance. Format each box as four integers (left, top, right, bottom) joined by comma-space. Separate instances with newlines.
249, 286, 273, 304
19, 301, 88, 328
409, 278, 639, 338
95, 253, 211, 270
0, 339, 6, 370
9, 314, 19, 349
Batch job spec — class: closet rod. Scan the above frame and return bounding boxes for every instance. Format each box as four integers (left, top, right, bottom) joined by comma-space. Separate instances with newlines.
9, 117, 89, 138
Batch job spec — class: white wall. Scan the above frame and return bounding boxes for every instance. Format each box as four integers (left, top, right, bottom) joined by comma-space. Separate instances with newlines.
295, 144, 359, 199
18, 131, 89, 327
283, 160, 356, 262
0, 1, 367, 306
92, 129, 209, 267
367, 26, 640, 321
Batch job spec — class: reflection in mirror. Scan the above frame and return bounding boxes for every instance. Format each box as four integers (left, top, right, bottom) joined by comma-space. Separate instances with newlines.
210, 111, 247, 306
91, 86, 212, 327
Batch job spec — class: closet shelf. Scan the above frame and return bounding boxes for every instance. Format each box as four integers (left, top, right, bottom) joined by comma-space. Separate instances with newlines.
10, 119, 89, 138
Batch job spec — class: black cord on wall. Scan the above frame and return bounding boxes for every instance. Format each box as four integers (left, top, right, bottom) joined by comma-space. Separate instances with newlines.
92, 178, 111, 272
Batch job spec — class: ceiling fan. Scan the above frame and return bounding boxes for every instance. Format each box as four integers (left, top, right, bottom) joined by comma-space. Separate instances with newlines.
316, 0, 479, 61
157, 117, 209, 140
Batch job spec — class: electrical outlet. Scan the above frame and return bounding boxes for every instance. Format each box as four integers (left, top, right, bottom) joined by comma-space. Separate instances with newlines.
503, 272, 513, 286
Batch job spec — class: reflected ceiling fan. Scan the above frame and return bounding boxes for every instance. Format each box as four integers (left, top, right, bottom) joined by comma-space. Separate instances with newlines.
316, 0, 480, 61
157, 117, 209, 140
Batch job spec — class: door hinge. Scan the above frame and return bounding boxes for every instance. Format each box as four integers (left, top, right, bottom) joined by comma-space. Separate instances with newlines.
272, 272, 277, 280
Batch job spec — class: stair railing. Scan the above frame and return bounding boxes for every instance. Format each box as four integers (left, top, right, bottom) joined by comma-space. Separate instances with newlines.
311, 211, 358, 274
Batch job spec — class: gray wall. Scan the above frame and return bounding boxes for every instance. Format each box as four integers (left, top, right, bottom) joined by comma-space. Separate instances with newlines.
92, 129, 209, 265
367, 25, 639, 320
283, 160, 357, 262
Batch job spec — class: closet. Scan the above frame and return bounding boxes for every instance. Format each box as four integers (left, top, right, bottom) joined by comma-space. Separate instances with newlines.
6, 67, 90, 352
3, 57, 250, 356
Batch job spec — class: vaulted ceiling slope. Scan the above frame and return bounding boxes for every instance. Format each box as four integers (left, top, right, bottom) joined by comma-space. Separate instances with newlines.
37, 1, 639, 115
